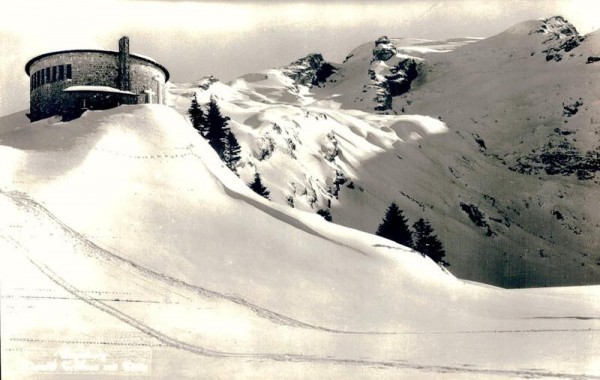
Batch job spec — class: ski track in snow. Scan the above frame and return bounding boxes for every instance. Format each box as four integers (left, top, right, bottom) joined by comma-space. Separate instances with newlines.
8, 249, 600, 380
2, 189, 358, 334
5, 240, 600, 380
3, 189, 600, 379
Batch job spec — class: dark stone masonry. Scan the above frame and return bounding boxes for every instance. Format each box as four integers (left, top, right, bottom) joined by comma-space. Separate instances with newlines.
25, 37, 170, 121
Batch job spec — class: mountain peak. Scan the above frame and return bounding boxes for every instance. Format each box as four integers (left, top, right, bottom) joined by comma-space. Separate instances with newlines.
489, 16, 585, 62
501, 16, 579, 39
529, 16, 580, 40
195, 75, 219, 90
375, 36, 391, 45
281, 53, 337, 87
532, 16, 586, 62
373, 36, 397, 61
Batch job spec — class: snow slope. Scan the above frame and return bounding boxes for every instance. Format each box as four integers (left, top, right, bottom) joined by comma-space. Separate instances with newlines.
166, 16, 600, 288
0, 105, 454, 331
1, 104, 600, 379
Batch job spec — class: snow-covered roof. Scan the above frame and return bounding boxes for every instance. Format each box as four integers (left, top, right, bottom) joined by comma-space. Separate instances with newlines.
63, 86, 136, 95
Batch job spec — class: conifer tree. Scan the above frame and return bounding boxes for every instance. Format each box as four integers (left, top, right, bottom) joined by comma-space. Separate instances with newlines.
248, 173, 270, 200
376, 202, 413, 247
317, 208, 332, 222
188, 94, 207, 137
205, 97, 230, 160
224, 130, 242, 172
413, 218, 449, 266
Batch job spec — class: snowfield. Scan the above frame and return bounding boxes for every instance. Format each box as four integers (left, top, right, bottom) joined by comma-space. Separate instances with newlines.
1, 104, 600, 379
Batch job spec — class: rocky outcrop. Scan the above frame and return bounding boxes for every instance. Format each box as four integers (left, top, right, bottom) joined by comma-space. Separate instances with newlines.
370, 36, 420, 111
386, 59, 419, 96
372, 36, 396, 61
195, 75, 219, 90
282, 53, 337, 87
586, 56, 600, 64
530, 16, 579, 39
563, 98, 583, 117
531, 16, 586, 61
459, 203, 494, 237
543, 36, 586, 61
510, 136, 600, 180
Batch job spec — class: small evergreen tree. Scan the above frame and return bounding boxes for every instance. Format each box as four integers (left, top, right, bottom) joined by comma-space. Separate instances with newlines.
376, 202, 413, 247
205, 97, 230, 160
224, 131, 242, 172
317, 208, 332, 222
413, 218, 449, 267
248, 173, 270, 200
188, 94, 207, 137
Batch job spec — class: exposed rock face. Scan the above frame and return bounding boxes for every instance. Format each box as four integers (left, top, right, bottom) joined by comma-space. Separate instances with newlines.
386, 59, 419, 96
460, 203, 494, 237
586, 56, 600, 64
543, 36, 586, 61
196, 75, 219, 90
531, 16, 586, 61
530, 16, 579, 38
373, 36, 396, 61
369, 36, 420, 111
563, 98, 583, 117
282, 53, 337, 87
510, 129, 600, 180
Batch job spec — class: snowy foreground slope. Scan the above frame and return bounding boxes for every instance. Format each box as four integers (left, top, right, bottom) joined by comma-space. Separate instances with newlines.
167, 16, 600, 288
1, 106, 599, 379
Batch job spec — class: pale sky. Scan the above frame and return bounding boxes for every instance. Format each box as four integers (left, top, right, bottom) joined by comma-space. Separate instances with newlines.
1, 0, 599, 116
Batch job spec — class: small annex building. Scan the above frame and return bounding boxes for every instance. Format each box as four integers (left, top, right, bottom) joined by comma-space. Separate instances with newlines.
25, 36, 169, 122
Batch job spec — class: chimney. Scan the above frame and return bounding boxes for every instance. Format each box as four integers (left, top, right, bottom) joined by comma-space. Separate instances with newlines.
118, 36, 130, 91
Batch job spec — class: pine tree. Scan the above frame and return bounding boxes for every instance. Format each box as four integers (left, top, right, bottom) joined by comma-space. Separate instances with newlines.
248, 173, 270, 200
224, 131, 242, 172
413, 218, 449, 266
317, 208, 332, 222
376, 202, 413, 247
188, 94, 207, 137
205, 97, 230, 160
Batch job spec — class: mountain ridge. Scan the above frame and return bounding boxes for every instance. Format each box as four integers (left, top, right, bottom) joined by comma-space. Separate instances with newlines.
166, 16, 600, 288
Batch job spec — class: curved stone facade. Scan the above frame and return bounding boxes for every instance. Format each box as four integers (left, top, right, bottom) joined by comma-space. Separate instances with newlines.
25, 37, 169, 121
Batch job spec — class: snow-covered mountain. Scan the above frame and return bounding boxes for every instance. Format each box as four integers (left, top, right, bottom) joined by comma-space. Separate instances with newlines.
166, 16, 600, 288
1, 105, 600, 379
